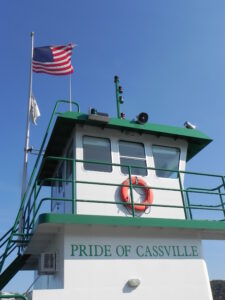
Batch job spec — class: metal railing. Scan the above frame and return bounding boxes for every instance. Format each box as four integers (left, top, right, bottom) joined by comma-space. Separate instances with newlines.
21, 156, 225, 232
1, 157, 225, 274
0, 294, 27, 300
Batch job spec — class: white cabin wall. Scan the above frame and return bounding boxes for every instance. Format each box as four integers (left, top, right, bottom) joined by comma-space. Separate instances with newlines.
63, 225, 212, 300
75, 124, 188, 219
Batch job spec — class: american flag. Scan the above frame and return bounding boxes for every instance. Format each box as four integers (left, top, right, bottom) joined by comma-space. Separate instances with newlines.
32, 43, 74, 75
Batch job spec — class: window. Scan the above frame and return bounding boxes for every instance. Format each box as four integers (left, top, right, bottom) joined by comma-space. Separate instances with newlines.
83, 136, 112, 172
152, 145, 180, 178
119, 141, 147, 176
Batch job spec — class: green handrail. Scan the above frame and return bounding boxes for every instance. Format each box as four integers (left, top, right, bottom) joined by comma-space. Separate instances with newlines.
72, 159, 76, 214
221, 177, 225, 219
24, 157, 225, 227
0, 294, 27, 300
1, 157, 225, 274
25, 156, 225, 220
5, 156, 225, 238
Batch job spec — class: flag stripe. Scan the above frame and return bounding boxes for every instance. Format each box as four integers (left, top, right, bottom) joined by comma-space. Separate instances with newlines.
52, 45, 72, 51
32, 43, 74, 76
33, 62, 72, 71
32, 57, 71, 67
53, 53, 72, 61
33, 65, 74, 72
32, 68, 74, 75
53, 48, 72, 55
52, 47, 73, 54
33, 56, 71, 65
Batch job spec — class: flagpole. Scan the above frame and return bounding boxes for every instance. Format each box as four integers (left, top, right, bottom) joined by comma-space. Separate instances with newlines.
20, 32, 34, 204
69, 73, 72, 111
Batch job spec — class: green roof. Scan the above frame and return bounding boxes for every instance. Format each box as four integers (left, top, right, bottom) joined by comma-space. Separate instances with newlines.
39, 111, 212, 182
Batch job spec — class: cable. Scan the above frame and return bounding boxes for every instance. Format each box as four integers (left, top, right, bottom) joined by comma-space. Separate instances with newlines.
24, 274, 40, 295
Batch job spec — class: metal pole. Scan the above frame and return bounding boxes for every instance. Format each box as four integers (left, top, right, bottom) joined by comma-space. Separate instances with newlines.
114, 75, 121, 118
33, 180, 37, 227
69, 73, 72, 111
220, 176, 225, 218
20, 32, 34, 211
178, 171, 187, 219
185, 191, 193, 220
128, 167, 135, 217
72, 159, 76, 214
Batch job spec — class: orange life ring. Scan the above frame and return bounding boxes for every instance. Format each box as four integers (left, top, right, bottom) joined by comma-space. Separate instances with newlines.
120, 176, 153, 212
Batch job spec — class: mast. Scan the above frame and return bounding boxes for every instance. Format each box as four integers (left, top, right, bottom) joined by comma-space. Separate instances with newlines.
20, 32, 34, 203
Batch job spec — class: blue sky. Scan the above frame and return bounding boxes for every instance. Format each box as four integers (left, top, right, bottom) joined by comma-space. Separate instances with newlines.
1, 0, 225, 292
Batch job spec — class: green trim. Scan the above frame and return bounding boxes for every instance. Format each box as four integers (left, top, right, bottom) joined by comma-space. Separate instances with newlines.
37, 213, 225, 231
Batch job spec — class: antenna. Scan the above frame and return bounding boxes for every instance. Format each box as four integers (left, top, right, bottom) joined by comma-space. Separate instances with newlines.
114, 75, 124, 119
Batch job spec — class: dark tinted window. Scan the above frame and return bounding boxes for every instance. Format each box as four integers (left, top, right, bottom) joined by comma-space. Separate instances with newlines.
83, 136, 112, 172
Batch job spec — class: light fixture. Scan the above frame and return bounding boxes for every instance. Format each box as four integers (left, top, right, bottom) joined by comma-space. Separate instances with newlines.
89, 107, 97, 115
121, 112, 125, 119
119, 96, 124, 104
88, 108, 109, 123
119, 86, 123, 93
184, 121, 196, 129
127, 278, 141, 288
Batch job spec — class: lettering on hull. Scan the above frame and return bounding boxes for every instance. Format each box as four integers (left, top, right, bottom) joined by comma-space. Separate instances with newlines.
70, 243, 200, 259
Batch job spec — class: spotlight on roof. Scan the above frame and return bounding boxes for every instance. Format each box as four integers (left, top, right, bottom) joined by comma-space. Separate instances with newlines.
127, 278, 141, 288
184, 121, 196, 130
137, 112, 148, 124
88, 108, 109, 123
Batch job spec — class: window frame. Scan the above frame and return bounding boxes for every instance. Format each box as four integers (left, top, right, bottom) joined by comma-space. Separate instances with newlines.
119, 140, 148, 176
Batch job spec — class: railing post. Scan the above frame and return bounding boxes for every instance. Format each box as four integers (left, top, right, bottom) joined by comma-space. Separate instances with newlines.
220, 177, 225, 218
32, 181, 37, 227
178, 171, 187, 219
128, 167, 135, 217
26, 197, 31, 237
72, 159, 76, 214
185, 191, 193, 220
